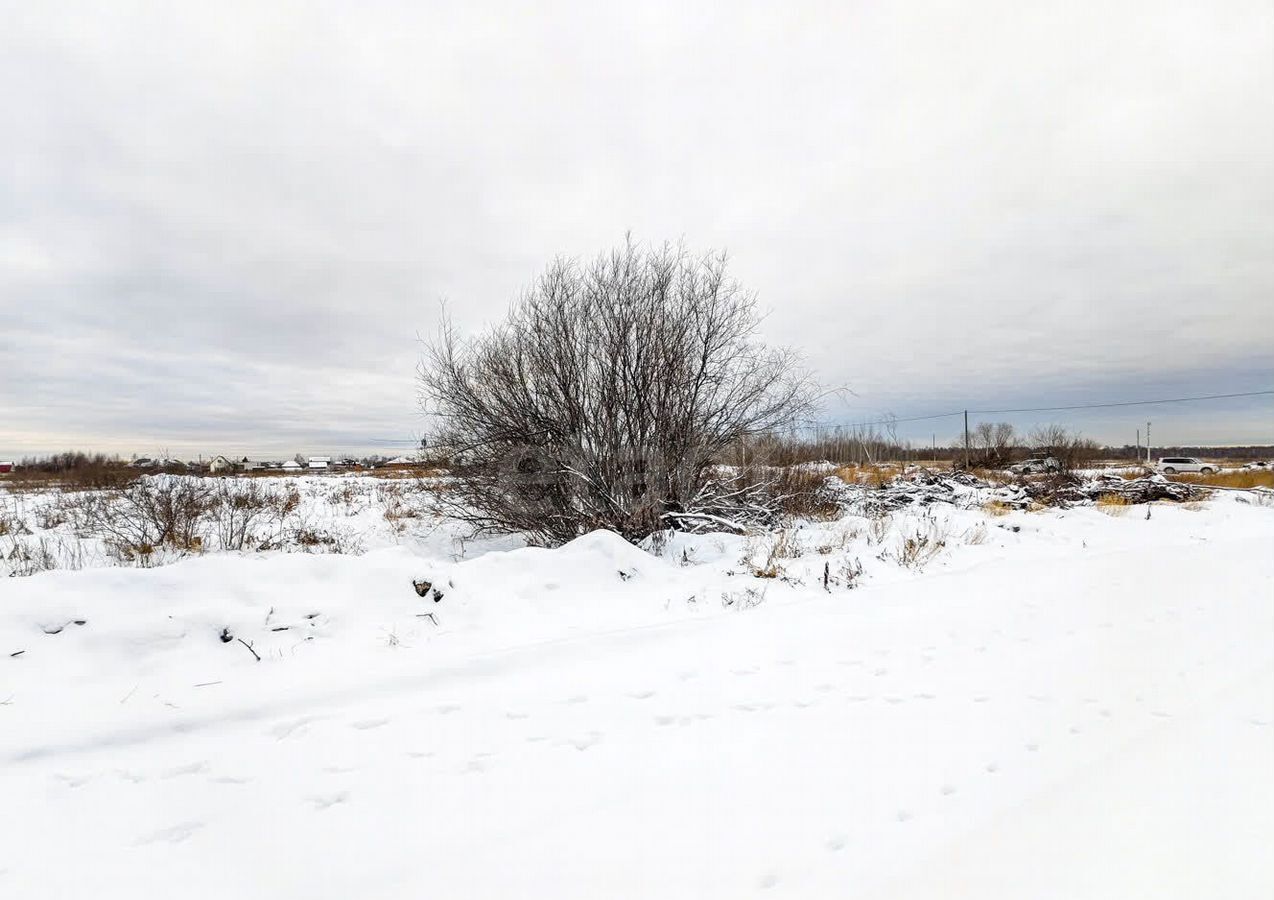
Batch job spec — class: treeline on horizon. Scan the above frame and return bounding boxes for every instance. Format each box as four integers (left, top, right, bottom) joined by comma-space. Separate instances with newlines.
6, 443, 1272, 474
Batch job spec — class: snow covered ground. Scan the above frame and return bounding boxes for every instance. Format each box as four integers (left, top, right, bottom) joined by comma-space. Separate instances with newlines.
2, 484, 1272, 897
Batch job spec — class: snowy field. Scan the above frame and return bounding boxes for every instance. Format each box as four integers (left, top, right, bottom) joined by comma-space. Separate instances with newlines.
2, 476, 1273, 897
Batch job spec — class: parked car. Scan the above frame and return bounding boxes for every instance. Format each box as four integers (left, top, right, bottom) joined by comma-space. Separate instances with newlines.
1010, 456, 1060, 475
1156, 457, 1217, 475
1243, 461, 1269, 470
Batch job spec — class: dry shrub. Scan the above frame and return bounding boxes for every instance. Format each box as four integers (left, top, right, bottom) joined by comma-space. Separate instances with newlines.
982, 500, 1013, 517
890, 517, 948, 569
963, 522, 989, 545
772, 468, 842, 519
82, 477, 214, 559
815, 524, 860, 555
419, 239, 817, 545
742, 528, 804, 579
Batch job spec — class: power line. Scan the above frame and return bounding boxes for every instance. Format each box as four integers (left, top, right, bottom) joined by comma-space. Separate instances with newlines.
969, 389, 1274, 416
798, 389, 1272, 433
365, 389, 1273, 440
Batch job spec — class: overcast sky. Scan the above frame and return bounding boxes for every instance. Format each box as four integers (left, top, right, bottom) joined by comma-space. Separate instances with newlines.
2, 0, 1271, 459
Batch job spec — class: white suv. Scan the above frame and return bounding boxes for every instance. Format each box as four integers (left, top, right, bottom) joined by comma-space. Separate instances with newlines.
1157, 457, 1216, 475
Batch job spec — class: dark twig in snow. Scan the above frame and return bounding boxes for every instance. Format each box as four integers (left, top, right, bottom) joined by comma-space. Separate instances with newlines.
236, 638, 261, 662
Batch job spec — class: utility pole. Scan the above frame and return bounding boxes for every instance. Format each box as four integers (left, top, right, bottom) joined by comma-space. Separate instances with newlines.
963, 410, 970, 470
932, 433, 936, 468
1146, 421, 1151, 465
1136, 428, 1140, 464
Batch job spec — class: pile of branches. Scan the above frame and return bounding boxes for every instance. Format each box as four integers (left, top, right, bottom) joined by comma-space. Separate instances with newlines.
846, 468, 987, 514
847, 469, 1210, 514
1071, 473, 1209, 504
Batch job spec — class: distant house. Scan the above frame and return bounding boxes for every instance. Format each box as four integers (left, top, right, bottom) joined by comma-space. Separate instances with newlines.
307, 456, 331, 470
0, 461, 13, 474
281, 460, 302, 472
208, 455, 238, 474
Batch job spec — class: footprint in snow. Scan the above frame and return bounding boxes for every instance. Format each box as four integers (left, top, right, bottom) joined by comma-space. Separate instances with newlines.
1025, 742, 1040, 752
758, 873, 780, 890
506, 710, 530, 720
351, 718, 390, 730
568, 732, 603, 751
825, 835, 847, 851
655, 715, 677, 726
135, 821, 205, 845
163, 761, 209, 778
53, 773, 93, 788
564, 695, 588, 705
307, 792, 349, 810
436, 703, 462, 715
269, 716, 320, 740
627, 690, 656, 701
941, 784, 957, 796
896, 810, 913, 823
985, 762, 999, 773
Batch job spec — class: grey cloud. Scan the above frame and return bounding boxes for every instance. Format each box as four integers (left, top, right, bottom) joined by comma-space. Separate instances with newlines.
1, 1, 1271, 457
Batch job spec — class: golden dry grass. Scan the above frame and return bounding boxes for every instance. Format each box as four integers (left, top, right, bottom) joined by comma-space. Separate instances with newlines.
835, 464, 891, 488
1096, 493, 1132, 516
1174, 470, 1274, 490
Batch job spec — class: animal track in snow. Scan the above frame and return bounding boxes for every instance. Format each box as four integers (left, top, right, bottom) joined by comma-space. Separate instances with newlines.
135, 821, 204, 845
351, 718, 390, 730
163, 761, 209, 778
269, 716, 320, 740
307, 792, 349, 809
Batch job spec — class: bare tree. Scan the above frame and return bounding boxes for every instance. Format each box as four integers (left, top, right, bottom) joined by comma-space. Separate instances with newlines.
418, 239, 818, 544
967, 421, 1016, 468
1027, 423, 1100, 472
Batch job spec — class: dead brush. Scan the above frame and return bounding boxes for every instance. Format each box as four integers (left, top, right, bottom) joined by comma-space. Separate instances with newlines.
982, 500, 1013, 517
889, 517, 949, 570
772, 467, 842, 520
866, 513, 891, 546
963, 522, 989, 545
742, 528, 804, 579
815, 524, 861, 555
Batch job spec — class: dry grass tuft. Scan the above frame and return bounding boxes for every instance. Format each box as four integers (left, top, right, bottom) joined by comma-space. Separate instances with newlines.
1096, 493, 1132, 516
835, 465, 891, 488
982, 500, 1013, 517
